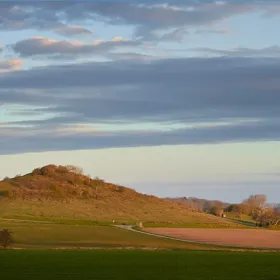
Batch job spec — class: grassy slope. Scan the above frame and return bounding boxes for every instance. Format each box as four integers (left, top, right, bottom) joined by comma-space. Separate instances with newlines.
1, 251, 280, 280
0, 165, 238, 226
225, 213, 257, 227
0, 220, 219, 250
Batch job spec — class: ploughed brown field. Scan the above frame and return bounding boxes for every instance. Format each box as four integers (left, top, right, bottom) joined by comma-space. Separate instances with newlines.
144, 228, 280, 249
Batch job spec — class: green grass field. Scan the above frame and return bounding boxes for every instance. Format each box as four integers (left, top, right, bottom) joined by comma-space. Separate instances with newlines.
1, 250, 280, 280
0, 220, 219, 250
225, 213, 257, 227
1, 213, 250, 229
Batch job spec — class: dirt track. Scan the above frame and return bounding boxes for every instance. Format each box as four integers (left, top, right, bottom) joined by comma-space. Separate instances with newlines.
144, 228, 280, 249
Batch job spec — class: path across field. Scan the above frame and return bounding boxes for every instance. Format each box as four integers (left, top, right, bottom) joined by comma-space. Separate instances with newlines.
144, 228, 280, 249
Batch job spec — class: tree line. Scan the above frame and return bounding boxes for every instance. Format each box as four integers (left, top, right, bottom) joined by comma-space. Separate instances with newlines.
169, 194, 280, 227
212, 194, 280, 227
168, 197, 230, 212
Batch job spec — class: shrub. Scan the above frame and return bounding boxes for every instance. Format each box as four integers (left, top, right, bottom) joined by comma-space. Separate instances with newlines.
4, 190, 13, 198
32, 168, 42, 175
56, 165, 68, 174
116, 186, 125, 193
9, 181, 20, 187
65, 165, 83, 175
269, 225, 280, 230
0, 229, 13, 249
0, 190, 13, 198
40, 165, 57, 176
67, 178, 75, 185
94, 177, 104, 183
84, 178, 92, 186
82, 190, 90, 198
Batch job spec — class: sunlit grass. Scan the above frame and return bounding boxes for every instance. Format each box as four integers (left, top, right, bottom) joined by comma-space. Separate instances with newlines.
1, 250, 280, 280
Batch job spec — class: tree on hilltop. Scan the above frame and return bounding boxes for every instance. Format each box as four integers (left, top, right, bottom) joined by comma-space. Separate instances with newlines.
65, 165, 84, 175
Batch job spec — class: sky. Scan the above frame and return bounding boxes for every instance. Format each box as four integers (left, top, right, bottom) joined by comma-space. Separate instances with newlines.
0, 0, 280, 203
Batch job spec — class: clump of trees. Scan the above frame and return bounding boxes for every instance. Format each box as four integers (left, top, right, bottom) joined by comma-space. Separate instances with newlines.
168, 197, 229, 213
209, 205, 224, 217
32, 165, 84, 176
182, 193, 280, 227
29, 164, 105, 200
225, 194, 280, 227
0, 229, 13, 249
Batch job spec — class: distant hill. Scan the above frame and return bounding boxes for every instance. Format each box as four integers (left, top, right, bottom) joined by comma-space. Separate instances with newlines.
0, 165, 233, 224
167, 197, 230, 212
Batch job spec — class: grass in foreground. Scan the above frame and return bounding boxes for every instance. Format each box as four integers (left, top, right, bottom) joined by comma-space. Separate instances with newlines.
0, 220, 219, 250
1, 250, 280, 280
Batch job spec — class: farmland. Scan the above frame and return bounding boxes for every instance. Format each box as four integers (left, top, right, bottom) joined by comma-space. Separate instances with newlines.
144, 228, 280, 249
1, 250, 280, 280
0, 219, 219, 250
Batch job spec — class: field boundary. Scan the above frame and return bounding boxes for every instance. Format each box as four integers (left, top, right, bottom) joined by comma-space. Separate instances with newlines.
115, 225, 280, 252
0, 218, 55, 224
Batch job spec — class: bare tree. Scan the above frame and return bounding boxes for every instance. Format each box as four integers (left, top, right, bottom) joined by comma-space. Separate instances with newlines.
0, 229, 13, 249
65, 165, 83, 175
253, 206, 280, 227
242, 194, 267, 216
94, 176, 104, 183
243, 194, 267, 208
270, 209, 280, 226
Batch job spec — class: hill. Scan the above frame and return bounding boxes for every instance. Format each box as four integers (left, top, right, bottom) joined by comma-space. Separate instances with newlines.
0, 164, 235, 225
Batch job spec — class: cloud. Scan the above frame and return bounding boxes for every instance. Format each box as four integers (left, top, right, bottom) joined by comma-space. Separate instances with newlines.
192, 46, 280, 57
12, 36, 141, 58
0, 119, 280, 155
0, 59, 23, 72
53, 25, 94, 37
134, 26, 189, 42
1, 1, 277, 42
0, 3, 93, 37
160, 28, 189, 42
195, 28, 230, 35
57, 1, 256, 41
1, 56, 280, 155
55, 2, 255, 28
107, 52, 159, 61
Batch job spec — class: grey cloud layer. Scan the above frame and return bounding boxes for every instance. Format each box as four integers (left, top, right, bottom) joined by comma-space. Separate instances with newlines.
0, 59, 23, 71
1, 57, 280, 154
1, 1, 277, 41
0, 120, 279, 155
54, 26, 94, 37
12, 37, 141, 58
0, 3, 93, 37
193, 46, 280, 57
